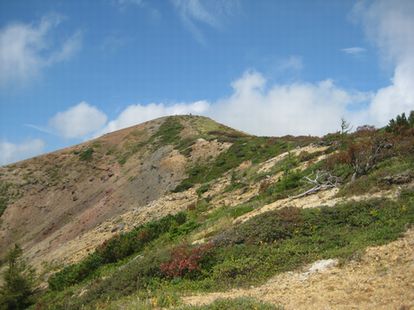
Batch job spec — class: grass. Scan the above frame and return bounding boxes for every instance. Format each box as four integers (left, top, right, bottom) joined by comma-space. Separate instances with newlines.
153, 117, 184, 146
78, 148, 94, 161
38, 189, 414, 308
116, 141, 146, 165
174, 137, 292, 192
114, 117, 184, 166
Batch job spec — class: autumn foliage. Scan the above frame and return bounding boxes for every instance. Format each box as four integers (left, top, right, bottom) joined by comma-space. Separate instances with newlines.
160, 243, 214, 278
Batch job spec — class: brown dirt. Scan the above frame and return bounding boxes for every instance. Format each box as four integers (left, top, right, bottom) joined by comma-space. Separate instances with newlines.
183, 229, 414, 310
0, 117, 194, 272
190, 138, 231, 163
29, 188, 198, 269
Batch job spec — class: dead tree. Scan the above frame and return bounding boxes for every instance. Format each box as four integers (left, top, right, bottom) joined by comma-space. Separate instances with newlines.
290, 170, 341, 199
349, 137, 392, 182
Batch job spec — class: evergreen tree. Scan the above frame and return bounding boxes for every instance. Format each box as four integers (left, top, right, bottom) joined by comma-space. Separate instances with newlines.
0, 244, 36, 310
408, 111, 414, 127
386, 110, 414, 133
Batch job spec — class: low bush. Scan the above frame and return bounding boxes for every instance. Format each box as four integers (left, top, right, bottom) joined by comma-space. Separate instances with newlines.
214, 207, 302, 246
265, 171, 305, 199
196, 183, 211, 196
203, 193, 414, 288
41, 190, 414, 307
48, 212, 193, 291
160, 243, 214, 278
70, 250, 168, 308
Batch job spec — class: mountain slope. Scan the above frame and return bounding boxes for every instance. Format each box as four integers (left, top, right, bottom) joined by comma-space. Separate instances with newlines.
0, 116, 244, 267
1, 114, 413, 309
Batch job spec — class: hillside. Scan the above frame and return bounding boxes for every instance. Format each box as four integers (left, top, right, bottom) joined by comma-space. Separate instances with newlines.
0, 114, 413, 309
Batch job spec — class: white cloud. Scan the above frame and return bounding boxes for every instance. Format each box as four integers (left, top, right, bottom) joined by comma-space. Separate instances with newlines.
341, 47, 366, 55
171, 0, 239, 43
0, 139, 45, 166
99, 101, 209, 134
354, 0, 414, 124
95, 71, 368, 137
209, 71, 371, 136
0, 15, 81, 87
49, 102, 107, 139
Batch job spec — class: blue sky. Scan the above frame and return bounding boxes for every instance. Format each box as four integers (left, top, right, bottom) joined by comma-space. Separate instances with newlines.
1, 0, 414, 165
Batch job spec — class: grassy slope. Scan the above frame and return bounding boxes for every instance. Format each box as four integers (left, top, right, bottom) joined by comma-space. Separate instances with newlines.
31, 117, 414, 309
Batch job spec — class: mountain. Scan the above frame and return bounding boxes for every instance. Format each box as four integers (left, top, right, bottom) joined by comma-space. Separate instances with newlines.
0, 114, 413, 309
0, 116, 245, 266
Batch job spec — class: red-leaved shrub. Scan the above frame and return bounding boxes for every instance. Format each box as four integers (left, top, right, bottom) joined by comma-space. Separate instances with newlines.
160, 243, 214, 278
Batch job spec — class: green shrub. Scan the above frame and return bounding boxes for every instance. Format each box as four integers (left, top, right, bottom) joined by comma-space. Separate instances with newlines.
264, 170, 305, 200
211, 256, 259, 284
204, 194, 414, 288
214, 207, 302, 246
196, 183, 211, 196
71, 250, 168, 308
42, 191, 414, 307
168, 220, 200, 239
48, 212, 192, 291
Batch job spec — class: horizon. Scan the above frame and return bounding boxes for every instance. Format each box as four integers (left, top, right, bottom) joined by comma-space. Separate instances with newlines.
1, 0, 414, 165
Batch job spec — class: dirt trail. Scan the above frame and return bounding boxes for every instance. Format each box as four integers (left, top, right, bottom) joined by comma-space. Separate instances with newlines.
183, 229, 414, 309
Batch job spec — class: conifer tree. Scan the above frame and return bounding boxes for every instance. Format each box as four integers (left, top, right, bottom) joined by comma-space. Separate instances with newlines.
0, 244, 36, 310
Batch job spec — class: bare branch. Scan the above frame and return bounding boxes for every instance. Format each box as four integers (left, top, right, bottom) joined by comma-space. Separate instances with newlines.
290, 170, 341, 200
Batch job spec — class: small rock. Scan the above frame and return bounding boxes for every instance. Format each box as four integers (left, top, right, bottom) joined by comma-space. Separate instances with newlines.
308, 259, 338, 274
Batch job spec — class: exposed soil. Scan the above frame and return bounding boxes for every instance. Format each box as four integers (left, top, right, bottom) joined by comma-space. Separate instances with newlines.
0, 116, 234, 275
